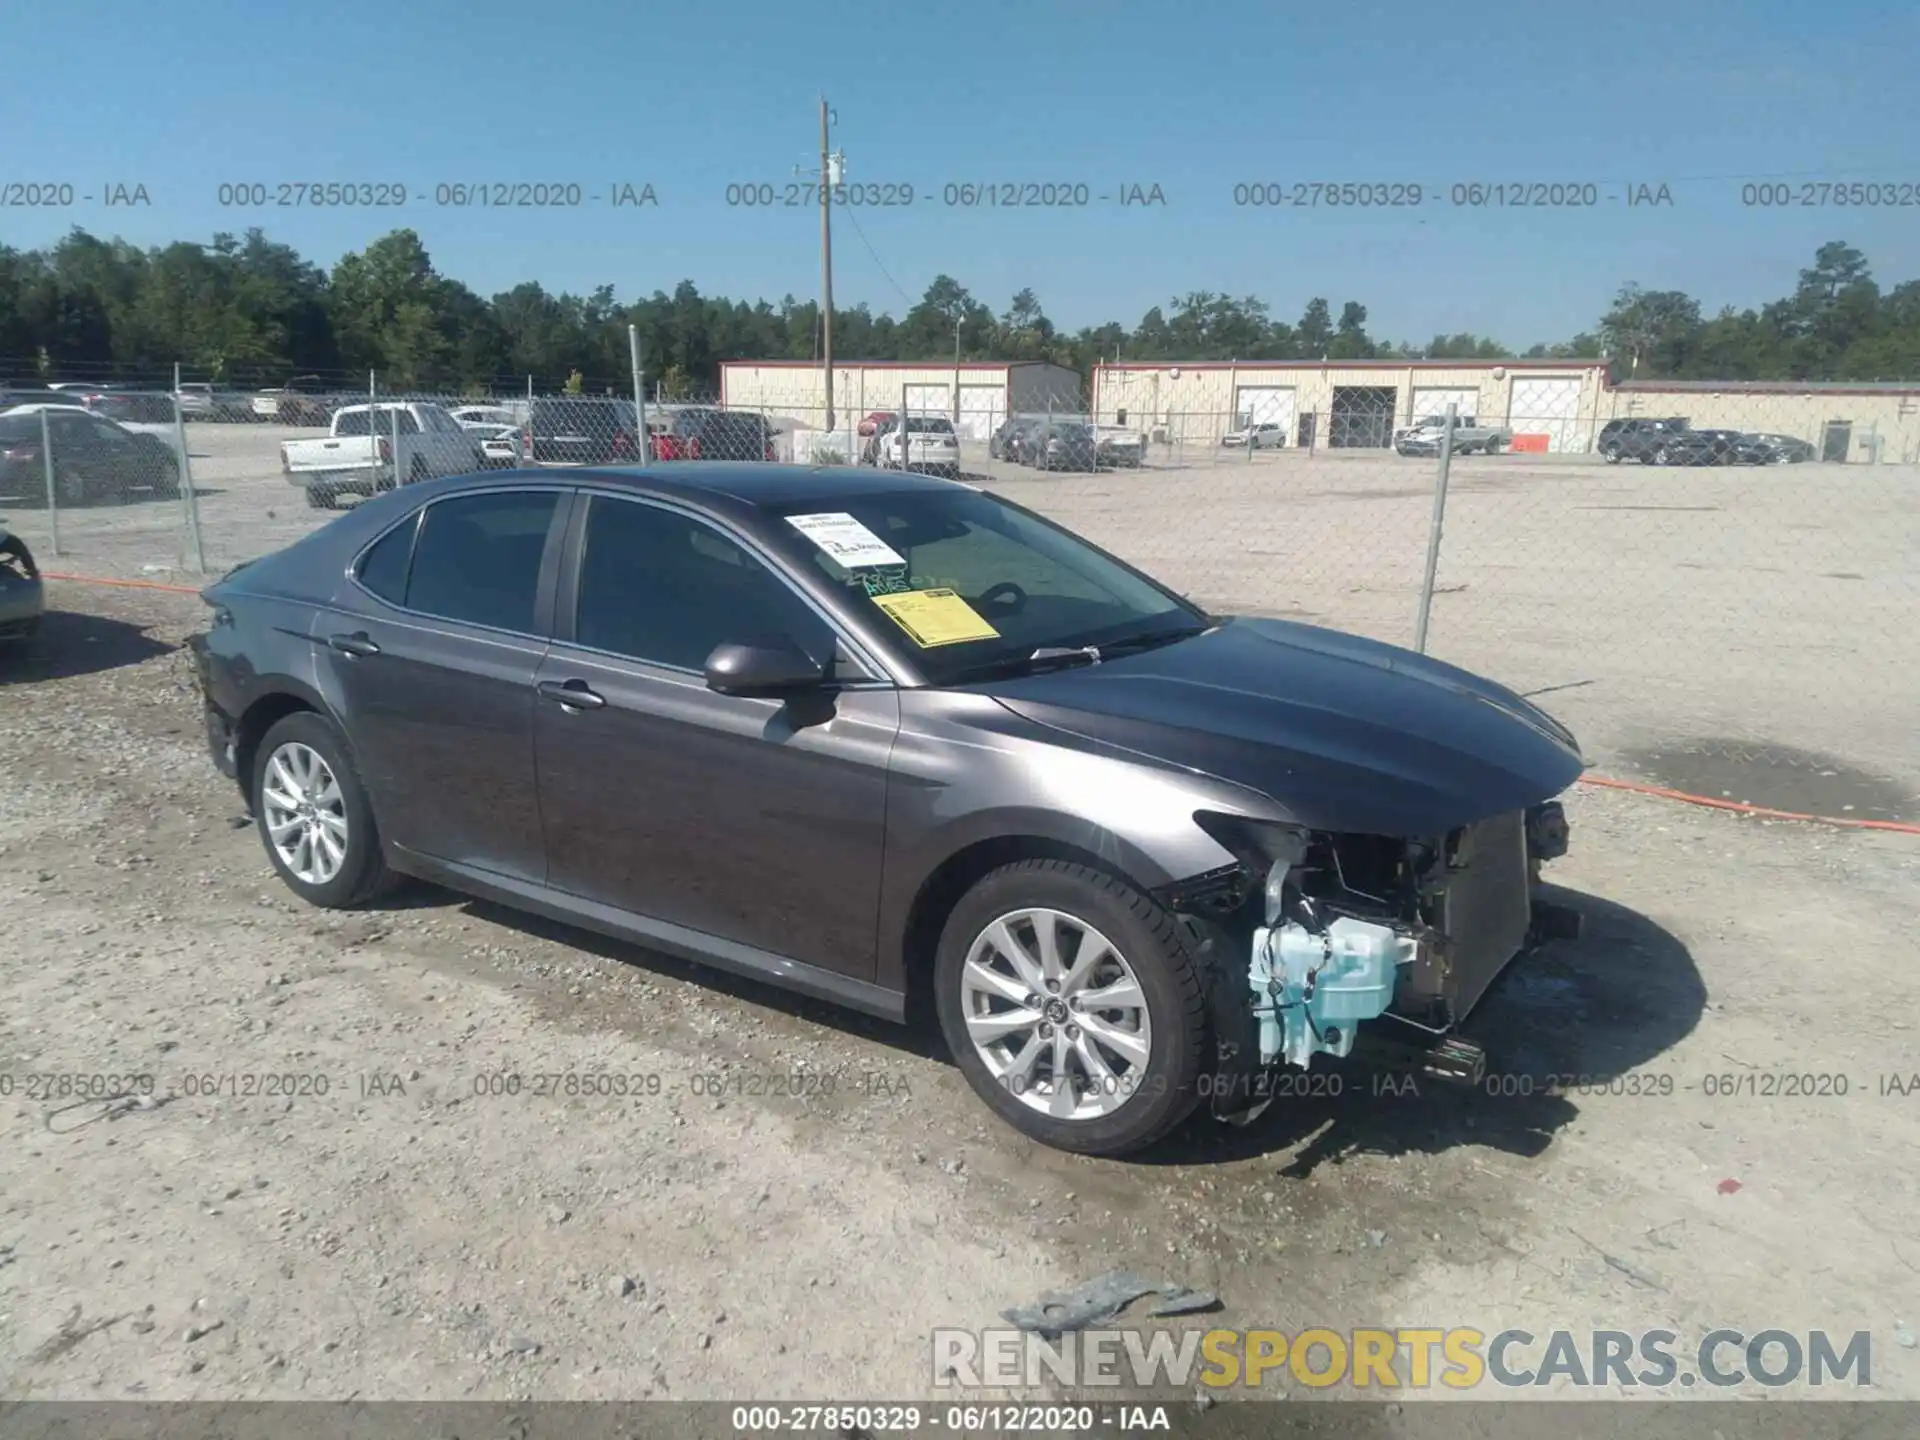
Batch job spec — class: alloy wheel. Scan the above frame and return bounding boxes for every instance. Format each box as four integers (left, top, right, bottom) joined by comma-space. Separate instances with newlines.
261, 741, 349, 885
959, 908, 1153, 1122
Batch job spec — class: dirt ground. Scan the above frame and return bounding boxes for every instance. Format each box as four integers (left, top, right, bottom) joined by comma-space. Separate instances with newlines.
2, 573, 1918, 1413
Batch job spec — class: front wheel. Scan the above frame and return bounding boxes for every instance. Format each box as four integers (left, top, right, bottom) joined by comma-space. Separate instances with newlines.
1601, 446, 1621, 464
1652, 446, 1671, 466
934, 859, 1208, 1156
252, 711, 394, 909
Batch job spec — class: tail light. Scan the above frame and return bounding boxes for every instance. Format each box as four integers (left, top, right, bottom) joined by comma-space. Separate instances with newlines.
377, 437, 392, 464
612, 429, 633, 458
279, 442, 290, 472
522, 426, 533, 455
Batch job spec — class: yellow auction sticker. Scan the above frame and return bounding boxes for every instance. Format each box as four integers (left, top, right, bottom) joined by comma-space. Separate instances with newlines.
871, 588, 1000, 648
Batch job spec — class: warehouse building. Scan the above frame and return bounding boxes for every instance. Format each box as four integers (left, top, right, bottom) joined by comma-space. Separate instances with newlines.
1090, 360, 1920, 462
720, 359, 1083, 441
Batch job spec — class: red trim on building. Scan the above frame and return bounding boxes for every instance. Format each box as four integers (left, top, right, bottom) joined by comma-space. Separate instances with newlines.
717, 360, 1052, 372
1092, 359, 1611, 373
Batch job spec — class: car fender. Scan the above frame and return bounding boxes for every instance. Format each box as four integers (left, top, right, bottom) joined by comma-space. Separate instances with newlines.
873, 690, 1293, 989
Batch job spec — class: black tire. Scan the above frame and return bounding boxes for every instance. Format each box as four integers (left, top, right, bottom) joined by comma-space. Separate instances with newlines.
933, 859, 1208, 1157
1652, 445, 1671, 466
1601, 446, 1620, 464
251, 711, 394, 909
305, 483, 337, 510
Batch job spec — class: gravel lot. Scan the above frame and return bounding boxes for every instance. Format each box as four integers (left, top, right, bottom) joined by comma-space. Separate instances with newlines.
2, 432, 1918, 1409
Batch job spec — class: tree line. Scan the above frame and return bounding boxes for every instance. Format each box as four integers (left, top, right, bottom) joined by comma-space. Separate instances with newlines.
0, 227, 1912, 396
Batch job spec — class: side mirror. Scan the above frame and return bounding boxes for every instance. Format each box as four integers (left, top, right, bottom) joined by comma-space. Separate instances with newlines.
704, 634, 828, 697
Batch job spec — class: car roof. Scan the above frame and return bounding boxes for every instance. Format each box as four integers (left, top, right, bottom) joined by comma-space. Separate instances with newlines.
430, 461, 968, 508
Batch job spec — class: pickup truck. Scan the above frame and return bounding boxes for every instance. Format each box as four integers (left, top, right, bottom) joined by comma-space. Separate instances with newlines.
280, 402, 487, 508
1392, 414, 1511, 456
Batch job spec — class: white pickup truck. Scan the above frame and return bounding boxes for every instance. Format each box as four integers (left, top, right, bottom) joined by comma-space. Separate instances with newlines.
1392, 414, 1511, 456
281, 402, 487, 508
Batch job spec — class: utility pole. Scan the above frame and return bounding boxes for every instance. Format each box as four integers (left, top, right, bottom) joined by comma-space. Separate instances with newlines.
819, 99, 838, 434
953, 314, 963, 427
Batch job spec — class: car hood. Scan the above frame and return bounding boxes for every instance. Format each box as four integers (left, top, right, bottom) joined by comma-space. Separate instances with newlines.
979, 615, 1584, 836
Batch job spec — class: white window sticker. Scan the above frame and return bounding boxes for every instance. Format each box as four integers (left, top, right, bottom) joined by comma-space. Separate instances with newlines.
785, 512, 905, 568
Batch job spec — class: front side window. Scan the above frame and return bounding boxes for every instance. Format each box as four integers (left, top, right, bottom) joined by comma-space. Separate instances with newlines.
401, 491, 559, 632
763, 487, 1204, 684
573, 496, 836, 672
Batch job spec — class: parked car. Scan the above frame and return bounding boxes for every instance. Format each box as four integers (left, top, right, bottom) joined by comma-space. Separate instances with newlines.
1596, 417, 1693, 464
1029, 421, 1101, 472
1002, 419, 1052, 467
1094, 426, 1148, 468
988, 417, 1025, 461
1743, 432, 1815, 464
647, 406, 722, 462
75, 391, 181, 438
176, 383, 254, 422
0, 387, 69, 410
0, 406, 180, 506
676, 411, 779, 463
254, 376, 339, 425
1602, 421, 1757, 467
0, 525, 42, 650
280, 402, 485, 508
1222, 421, 1287, 450
187, 463, 1580, 1156
451, 405, 516, 429
523, 398, 643, 466
1392, 415, 1511, 456
462, 423, 524, 469
877, 416, 961, 478
1687, 429, 1771, 465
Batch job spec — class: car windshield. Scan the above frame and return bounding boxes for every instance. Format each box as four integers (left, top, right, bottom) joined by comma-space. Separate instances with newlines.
904, 418, 952, 434
762, 486, 1207, 686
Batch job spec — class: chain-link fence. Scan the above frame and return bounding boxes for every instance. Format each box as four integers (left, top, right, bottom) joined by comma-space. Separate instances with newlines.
1, 369, 1913, 819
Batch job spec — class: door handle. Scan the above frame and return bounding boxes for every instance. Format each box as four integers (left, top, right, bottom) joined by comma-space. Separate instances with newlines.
537, 679, 605, 710
328, 632, 379, 657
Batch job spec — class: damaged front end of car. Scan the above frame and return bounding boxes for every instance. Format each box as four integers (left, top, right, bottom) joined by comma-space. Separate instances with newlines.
1162, 802, 1579, 1124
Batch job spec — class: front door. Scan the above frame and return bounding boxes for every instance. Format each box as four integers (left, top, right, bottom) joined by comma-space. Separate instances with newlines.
315, 487, 570, 883
532, 493, 897, 979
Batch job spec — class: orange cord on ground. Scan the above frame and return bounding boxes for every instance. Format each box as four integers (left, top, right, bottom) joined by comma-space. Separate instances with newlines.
1574, 774, 1920, 834
42, 570, 202, 595
32, 572, 1920, 836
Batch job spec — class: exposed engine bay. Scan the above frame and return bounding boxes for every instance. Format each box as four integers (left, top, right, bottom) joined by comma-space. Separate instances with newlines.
1162, 802, 1576, 1120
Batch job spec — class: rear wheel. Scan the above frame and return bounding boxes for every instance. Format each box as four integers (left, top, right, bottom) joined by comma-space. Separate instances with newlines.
1652, 445, 1671, 466
934, 859, 1208, 1156
252, 712, 394, 909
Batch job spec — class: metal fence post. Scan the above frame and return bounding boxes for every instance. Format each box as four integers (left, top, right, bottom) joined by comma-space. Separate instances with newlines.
900, 382, 910, 473
39, 406, 60, 557
391, 400, 402, 491
629, 324, 648, 460
173, 398, 206, 573
1412, 402, 1458, 654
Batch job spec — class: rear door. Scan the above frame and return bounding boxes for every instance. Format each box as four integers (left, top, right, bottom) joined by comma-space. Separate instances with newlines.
315, 487, 573, 882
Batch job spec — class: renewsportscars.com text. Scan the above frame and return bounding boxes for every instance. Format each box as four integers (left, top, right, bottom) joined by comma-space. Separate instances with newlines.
932, 1326, 1873, 1391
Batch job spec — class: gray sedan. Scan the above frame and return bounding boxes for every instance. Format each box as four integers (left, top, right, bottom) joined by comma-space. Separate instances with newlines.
188, 463, 1582, 1155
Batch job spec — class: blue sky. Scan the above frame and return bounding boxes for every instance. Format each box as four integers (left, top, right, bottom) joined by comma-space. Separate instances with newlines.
7, 0, 1917, 348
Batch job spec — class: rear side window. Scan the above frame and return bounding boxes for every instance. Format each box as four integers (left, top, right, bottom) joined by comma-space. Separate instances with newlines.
400, 491, 560, 633
356, 514, 418, 604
